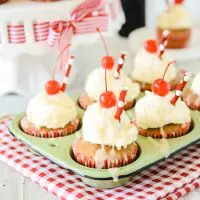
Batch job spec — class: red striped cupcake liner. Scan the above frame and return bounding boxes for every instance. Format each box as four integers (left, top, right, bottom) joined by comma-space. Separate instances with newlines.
183, 89, 200, 111
136, 121, 191, 139
20, 116, 81, 138
78, 93, 135, 111
73, 152, 136, 169
72, 140, 138, 169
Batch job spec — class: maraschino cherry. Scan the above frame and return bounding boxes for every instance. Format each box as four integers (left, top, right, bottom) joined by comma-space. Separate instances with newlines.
97, 27, 117, 108
174, 0, 184, 4
144, 39, 158, 53
152, 79, 171, 97
45, 80, 60, 95
97, 28, 115, 70
102, 56, 115, 69
100, 91, 116, 108
45, 43, 73, 95
152, 61, 175, 96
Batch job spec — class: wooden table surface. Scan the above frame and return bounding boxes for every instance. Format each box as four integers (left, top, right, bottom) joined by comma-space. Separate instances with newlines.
0, 36, 199, 200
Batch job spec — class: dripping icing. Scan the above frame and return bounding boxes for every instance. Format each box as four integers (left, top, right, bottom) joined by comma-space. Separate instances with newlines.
94, 145, 108, 169
147, 127, 170, 158
107, 168, 119, 182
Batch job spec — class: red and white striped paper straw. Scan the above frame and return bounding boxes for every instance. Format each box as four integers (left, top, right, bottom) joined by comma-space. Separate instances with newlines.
158, 29, 170, 59
60, 55, 75, 92
171, 72, 192, 105
114, 52, 127, 79
115, 89, 128, 122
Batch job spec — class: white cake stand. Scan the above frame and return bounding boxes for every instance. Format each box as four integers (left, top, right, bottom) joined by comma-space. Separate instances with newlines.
0, 0, 83, 96
0, 0, 124, 96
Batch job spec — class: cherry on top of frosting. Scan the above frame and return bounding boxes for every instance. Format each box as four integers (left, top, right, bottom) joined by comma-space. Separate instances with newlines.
96, 27, 115, 70
102, 56, 115, 70
144, 39, 158, 53
151, 61, 175, 97
152, 79, 171, 97
174, 0, 184, 4
45, 80, 60, 95
99, 91, 117, 108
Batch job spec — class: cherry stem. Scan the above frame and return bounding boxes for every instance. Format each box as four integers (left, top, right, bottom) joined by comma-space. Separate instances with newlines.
165, 0, 169, 7
97, 27, 109, 92
105, 69, 108, 92
52, 43, 71, 80
97, 27, 109, 56
162, 60, 176, 80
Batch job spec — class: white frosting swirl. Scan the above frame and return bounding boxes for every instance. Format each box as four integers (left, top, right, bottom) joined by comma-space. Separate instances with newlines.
131, 49, 177, 84
85, 68, 140, 102
27, 91, 78, 129
135, 92, 191, 129
82, 102, 138, 149
191, 73, 200, 96
157, 4, 192, 29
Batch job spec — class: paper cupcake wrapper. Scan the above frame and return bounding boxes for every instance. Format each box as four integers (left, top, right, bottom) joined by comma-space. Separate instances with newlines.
157, 28, 191, 49
20, 116, 81, 138
73, 151, 136, 169
138, 121, 191, 139
78, 93, 94, 110
183, 89, 200, 111
72, 142, 138, 169
78, 93, 135, 111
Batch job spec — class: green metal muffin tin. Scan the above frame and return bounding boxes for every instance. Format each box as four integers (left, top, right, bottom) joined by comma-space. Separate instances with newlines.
9, 104, 200, 189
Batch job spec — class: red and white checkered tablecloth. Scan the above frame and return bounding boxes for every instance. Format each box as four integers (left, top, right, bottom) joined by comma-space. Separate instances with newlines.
0, 116, 199, 200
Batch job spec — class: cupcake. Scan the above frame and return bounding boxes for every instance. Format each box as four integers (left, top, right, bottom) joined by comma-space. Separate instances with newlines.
131, 39, 183, 91
74, 45, 138, 169
157, 0, 192, 49
134, 64, 192, 139
79, 29, 140, 110
73, 90, 138, 169
135, 91, 191, 138
79, 65, 140, 111
21, 56, 81, 138
183, 73, 200, 111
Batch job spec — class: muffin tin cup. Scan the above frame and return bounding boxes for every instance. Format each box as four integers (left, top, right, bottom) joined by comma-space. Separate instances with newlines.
9, 106, 200, 188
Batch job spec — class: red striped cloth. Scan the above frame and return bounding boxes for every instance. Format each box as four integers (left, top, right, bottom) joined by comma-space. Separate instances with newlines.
0, 116, 199, 200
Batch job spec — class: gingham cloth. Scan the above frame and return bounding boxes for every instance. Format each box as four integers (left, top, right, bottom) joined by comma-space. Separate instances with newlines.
0, 116, 199, 200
